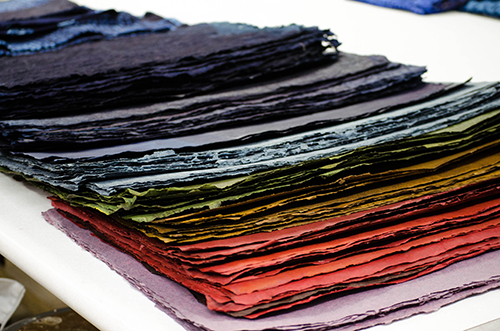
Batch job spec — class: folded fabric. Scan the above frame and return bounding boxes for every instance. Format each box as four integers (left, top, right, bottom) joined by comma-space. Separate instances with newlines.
0, 6, 181, 56
461, 0, 500, 18
352, 0, 469, 14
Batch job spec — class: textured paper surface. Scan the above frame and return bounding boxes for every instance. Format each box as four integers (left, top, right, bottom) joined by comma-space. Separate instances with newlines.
48, 181, 500, 317
44, 208, 500, 331
0, 54, 429, 152
0, 23, 336, 120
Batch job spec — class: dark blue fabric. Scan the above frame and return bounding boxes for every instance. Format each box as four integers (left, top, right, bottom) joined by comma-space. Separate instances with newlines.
461, 0, 500, 18
0, 6, 181, 56
354, 0, 469, 14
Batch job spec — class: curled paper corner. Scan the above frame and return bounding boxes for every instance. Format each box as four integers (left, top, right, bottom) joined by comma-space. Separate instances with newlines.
0, 278, 25, 331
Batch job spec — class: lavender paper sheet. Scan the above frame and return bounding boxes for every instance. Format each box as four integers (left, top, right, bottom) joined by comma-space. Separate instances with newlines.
43, 208, 500, 331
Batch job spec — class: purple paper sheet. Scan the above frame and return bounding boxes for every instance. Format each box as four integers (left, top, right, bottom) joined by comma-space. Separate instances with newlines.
43, 208, 500, 331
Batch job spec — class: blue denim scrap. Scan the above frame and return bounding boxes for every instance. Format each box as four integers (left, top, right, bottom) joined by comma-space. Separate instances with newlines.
353, 0, 469, 14
461, 0, 500, 18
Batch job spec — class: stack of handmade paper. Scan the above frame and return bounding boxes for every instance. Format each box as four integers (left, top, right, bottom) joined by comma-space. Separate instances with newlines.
2, 0, 500, 330
34, 81, 500, 329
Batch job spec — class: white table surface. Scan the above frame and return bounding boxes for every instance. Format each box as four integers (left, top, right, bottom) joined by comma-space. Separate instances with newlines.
1, 1, 500, 330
